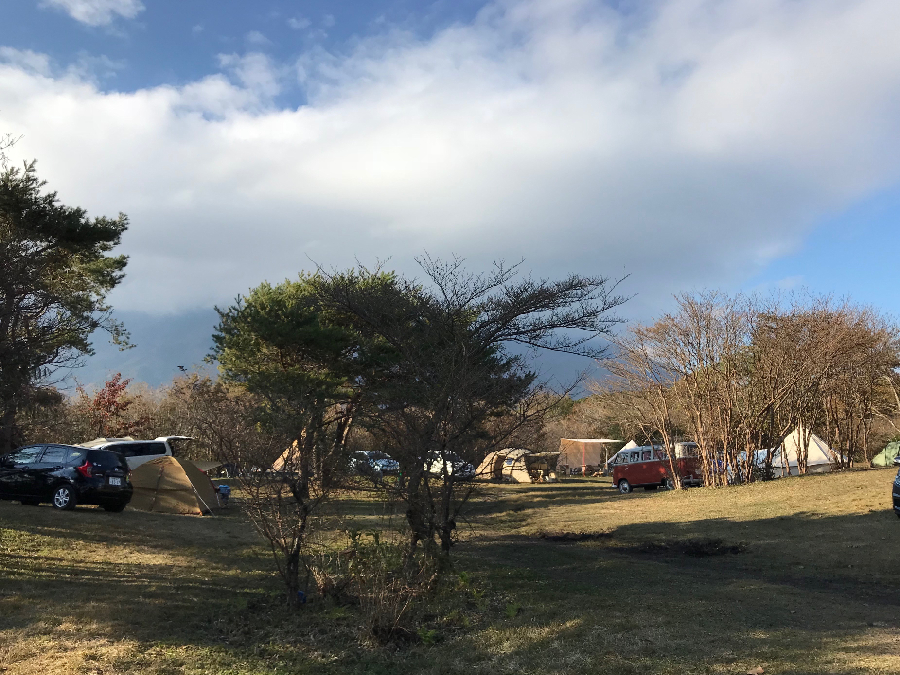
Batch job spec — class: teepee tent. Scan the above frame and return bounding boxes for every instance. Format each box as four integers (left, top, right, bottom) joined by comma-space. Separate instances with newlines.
129, 456, 220, 515
872, 441, 900, 467
272, 441, 300, 473
766, 427, 846, 476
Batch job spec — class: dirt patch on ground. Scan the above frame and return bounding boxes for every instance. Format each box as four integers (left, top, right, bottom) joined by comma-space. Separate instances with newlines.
537, 531, 612, 543
631, 538, 747, 557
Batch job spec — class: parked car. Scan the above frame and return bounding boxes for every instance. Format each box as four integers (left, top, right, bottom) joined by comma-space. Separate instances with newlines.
0, 444, 133, 511
79, 436, 193, 469
424, 451, 476, 481
349, 451, 400, 479
893, 456, 900, 518
611, 444, 703, 494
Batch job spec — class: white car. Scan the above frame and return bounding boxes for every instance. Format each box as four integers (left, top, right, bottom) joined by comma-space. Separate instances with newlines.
78, 436, 193, 469
424, 451, 476, 481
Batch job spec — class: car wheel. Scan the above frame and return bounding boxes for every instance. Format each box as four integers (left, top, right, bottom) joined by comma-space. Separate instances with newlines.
20, 498, 40, 506
51, 485, 76, 510
618, 479, 632, 494
102, 502, 127, 513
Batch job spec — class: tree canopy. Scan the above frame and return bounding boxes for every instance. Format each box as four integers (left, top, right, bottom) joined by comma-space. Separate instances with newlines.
0, 161, 129, 451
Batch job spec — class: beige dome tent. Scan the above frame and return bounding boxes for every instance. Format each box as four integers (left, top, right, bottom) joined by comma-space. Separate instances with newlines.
129, 456, 220, 515
476, 448, 559, 483
476, 450, 507, 480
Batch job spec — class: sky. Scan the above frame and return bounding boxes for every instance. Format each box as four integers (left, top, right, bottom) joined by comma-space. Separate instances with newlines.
2, 0, 900, 389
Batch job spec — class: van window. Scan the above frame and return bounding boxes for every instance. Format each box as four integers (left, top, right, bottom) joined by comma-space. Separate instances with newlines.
111, 442, 167, 457
629, 451, 640, 463
135, 442, 167, 456
641, 450, 652, 461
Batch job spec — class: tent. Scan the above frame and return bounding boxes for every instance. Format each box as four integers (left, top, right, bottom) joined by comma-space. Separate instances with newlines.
872, 441, 900, 467
758, 427, 846, 476
272, 440, 305, 473
191, 460, 224, 473
476, 448, 559, 483
476, 450, 507, 480
129, 456, 220, 515
558, 439, 623, 470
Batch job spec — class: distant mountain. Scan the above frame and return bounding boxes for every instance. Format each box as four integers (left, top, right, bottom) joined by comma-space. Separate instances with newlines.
72, 308, 220, 390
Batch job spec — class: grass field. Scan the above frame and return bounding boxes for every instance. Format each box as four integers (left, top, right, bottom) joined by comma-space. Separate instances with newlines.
1, 469, 899, 674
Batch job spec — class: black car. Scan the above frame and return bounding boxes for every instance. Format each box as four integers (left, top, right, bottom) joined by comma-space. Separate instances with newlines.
893, 458, 900, 519
0, 444, 133, 511
349, 451, 400, 479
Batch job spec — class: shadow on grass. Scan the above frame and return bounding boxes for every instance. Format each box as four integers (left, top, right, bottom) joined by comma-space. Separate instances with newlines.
2, 499, 899, 674
454, 510, 900, 673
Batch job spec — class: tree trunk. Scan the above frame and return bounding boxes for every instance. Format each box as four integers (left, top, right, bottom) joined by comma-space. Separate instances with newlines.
0, 402, 16, 454
284, 547, 302, 607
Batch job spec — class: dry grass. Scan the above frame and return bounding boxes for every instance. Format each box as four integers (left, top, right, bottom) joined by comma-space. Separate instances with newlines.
1, 469, 899, 674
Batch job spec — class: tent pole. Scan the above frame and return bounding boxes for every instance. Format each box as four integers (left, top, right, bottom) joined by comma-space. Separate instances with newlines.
149, 466, 164, 512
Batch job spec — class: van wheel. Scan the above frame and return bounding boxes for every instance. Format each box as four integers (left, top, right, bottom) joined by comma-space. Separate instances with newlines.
618, 479, 632, 494
51, 485, 76, 510
664, 478, 676, 490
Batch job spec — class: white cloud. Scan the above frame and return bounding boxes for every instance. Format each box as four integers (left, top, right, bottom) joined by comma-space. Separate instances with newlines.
245, 30, 272, 47
0, 47, 52, 76
216, 52, 283, 101
288, 16, 311, 30
3, 0, 900, 319
40, 0, 145, 26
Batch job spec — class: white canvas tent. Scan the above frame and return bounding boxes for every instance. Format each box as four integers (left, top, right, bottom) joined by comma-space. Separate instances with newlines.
558, 438, 622, 471
757, 426, 846, 476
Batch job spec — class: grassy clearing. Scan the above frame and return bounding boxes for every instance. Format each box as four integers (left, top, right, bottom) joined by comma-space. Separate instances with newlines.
1, 469, 899, 674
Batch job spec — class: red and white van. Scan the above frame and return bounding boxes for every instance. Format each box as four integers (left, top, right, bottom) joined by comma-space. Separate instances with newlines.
610, 443, 703, 494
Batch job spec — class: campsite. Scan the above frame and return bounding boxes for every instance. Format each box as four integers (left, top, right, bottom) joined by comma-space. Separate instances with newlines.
5, 3, 900, 673
2, 467, 899, 674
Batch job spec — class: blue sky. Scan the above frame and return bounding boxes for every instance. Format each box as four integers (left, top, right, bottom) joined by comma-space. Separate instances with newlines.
2, 0, 900, 388
3, 0, 487, 101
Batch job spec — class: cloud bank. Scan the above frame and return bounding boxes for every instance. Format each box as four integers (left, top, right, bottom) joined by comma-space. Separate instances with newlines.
5, 0, 900, 319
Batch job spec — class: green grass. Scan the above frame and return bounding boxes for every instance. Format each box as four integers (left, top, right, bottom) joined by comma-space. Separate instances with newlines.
2, 469, 900, 674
